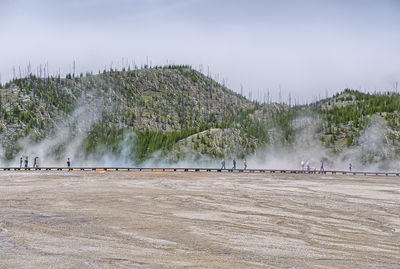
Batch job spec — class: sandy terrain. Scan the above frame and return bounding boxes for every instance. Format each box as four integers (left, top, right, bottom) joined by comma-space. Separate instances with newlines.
0, 171, 399, 268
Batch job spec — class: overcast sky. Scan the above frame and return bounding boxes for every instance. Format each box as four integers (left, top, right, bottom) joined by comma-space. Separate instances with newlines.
1, 0, 399, 101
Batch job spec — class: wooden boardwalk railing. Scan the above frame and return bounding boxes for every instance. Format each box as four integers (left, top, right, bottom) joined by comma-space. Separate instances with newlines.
0, 167, 399, 176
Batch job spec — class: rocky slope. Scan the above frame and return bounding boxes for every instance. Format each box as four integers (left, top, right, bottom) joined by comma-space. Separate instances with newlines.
1, 68, 399, 168
0, 66, 282, 164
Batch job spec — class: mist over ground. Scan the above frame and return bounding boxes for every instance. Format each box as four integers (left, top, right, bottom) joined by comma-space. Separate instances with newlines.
248, 116, 399, 172
7, 100, 399, 172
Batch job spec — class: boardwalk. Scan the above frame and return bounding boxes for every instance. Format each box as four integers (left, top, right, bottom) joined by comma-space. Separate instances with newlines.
1, 166, 400, 176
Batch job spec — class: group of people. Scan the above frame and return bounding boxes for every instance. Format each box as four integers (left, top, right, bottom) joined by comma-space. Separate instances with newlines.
301, 160, 327, 172
301, 160, 354, 172
19, 156, 72, 168
300, 160, 315, 172
19, 156, 39, 168
221, 158, 247, 170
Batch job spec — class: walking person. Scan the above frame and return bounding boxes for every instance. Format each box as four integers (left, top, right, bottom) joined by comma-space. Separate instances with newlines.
19, 157, 23, 168
33, 157, 39, 168
306, 160, 310, 172
221, 159, 226, 169
24, 156, 28, 168
67, 158, 71, 168
301, 160, 305, 170
244, 160, 247, 170
320, 160, 324, 173
349, 163, 352, 172
232, 159, 236, 169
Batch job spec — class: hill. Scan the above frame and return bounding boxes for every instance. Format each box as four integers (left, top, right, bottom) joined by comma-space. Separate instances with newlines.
312, 89, 400, 168
0, 66, 288, 165
1, 67, 399, 169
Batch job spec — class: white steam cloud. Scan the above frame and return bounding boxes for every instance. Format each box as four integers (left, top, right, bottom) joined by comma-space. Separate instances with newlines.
247, 114, 400, 172
5, 97, 400, 172
12, 95, 102, 167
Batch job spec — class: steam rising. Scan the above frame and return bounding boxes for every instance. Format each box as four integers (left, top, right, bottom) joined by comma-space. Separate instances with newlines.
12, 95, 102, 167
248, 114, 400, 172
6, 98, 400, 172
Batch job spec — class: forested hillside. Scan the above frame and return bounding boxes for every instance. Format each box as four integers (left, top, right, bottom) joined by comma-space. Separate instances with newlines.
316, 89, 400, 150
0, 66, 399, 167
0, 66, 291, 164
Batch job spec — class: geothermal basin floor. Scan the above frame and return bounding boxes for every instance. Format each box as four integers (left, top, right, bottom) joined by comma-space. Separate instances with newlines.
0, 171, 399, 268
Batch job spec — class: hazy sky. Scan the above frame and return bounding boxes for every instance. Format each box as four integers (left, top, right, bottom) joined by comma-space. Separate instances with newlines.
1, 0, 399, 101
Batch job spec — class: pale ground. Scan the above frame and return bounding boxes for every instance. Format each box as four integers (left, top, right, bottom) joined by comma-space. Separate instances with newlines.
0, 171, 399, 269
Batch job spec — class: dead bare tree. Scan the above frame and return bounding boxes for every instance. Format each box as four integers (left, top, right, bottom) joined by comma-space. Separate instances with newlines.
27, 61, 31, 76
278, 85, 282, 104
209, 78, 213, 99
